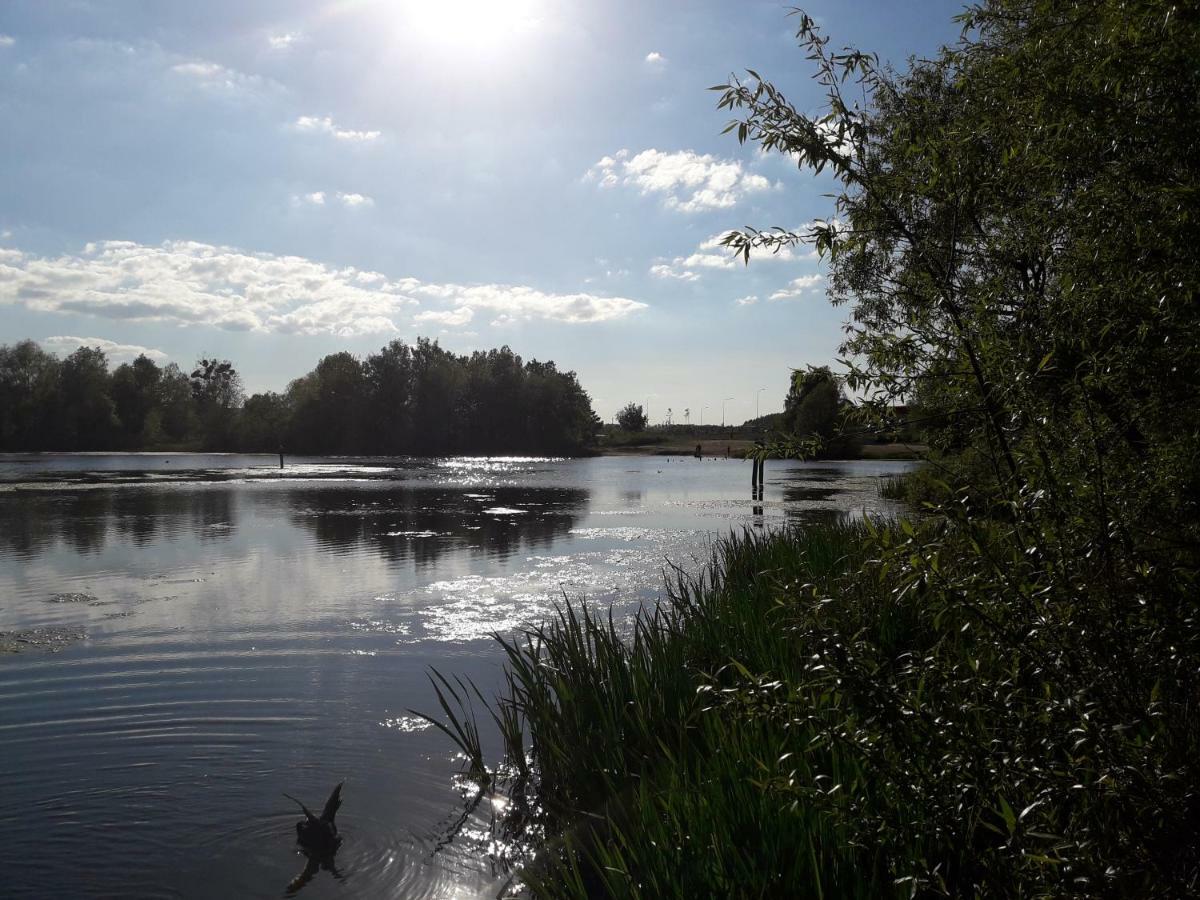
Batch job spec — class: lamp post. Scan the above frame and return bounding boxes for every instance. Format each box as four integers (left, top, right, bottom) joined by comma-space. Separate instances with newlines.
701, 405, 710, 427
756, 387, 765, 420
722, 397, 734, 428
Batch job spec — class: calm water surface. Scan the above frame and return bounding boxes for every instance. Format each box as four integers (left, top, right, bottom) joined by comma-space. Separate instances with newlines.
0, 453, 912, 899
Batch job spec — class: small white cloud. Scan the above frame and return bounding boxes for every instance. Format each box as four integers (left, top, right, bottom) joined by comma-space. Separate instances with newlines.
42, 336, 168, 363
267, 32, 302, 51
337, 192, 374, 208
768, 274, 824, 301
171, 60, 267, 93
294, 115, 381, 142
0, 35, 15, 48
649, 231, 802, 281
649, 263, 700, 282
586, 148, 769, 213
414, 307, 474, 327
734, 295, 758, 307
644, 51, 666, 69
302, 191, 326, 205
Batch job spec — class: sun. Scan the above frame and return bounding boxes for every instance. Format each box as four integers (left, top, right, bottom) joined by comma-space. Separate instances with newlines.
399, 0, 544, 52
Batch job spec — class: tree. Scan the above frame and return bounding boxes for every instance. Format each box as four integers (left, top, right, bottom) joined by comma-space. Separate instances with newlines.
234, 391, 290, 451
0, 340, 62, 450
780, 366, 860, 458
58, 346, 117, 449
111, 355, 162, 443
190, 357, 242, 449
158, 363, 196, 442
616, 403, 648, 432
363, 339, 415, 453
714, 1, 1200, 891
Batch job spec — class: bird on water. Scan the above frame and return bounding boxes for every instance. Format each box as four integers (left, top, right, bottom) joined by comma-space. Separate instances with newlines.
284, 781, 344, 855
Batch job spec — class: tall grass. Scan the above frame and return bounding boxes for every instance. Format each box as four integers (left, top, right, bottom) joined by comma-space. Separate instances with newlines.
423, 523, 908, 897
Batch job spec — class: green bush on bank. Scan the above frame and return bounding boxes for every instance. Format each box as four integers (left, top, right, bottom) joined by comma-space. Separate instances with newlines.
429, 510, 1195, 896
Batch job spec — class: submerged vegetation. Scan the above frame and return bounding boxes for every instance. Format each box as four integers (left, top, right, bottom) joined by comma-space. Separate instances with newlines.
425, 0, 1200, 895
0, 337, 600, 455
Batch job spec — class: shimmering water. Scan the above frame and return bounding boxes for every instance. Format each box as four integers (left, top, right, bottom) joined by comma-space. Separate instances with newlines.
0, 453, 912, 899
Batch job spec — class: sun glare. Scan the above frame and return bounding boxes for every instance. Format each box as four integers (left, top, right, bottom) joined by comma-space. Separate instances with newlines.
399, 0, 543, 51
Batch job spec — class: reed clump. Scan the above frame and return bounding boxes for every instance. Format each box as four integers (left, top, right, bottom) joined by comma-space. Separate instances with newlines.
426, 509, 1200, 897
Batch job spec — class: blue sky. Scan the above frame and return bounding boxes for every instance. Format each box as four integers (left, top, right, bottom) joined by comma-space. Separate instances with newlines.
0, 0, 964, 425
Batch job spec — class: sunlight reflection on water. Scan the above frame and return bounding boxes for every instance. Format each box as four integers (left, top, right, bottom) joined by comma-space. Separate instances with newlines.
0, 453, 913, 898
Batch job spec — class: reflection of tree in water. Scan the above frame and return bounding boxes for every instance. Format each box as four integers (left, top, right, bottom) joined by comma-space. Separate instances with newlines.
778, 469, 854, 529
0, 493, 59, 557
112, 489, 197, 546
57, 492, 111, 555
284, 486, 589, 565
0, 487, 240, 558
188, 489, 237, 542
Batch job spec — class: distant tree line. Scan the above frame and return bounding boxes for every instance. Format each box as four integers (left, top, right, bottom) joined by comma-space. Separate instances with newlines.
0, 338, 600, 455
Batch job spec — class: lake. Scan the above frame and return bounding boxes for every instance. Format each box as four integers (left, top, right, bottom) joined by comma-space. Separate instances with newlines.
0, 453, 912, 899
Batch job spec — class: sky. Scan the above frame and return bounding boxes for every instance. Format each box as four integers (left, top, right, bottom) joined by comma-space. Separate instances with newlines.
0, 0, 965, 426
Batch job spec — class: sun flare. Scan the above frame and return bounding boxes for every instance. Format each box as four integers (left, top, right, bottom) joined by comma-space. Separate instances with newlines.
399, 0, 543, 51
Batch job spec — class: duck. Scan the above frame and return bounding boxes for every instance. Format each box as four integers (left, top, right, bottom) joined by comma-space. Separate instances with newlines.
283, 781, 344, 856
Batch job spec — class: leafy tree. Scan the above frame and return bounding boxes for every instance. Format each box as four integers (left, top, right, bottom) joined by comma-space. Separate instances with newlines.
363, 339, 414, 453
58, 346, 117, 450
158, 362, 196, 442
712, 1, 1200, 892
0, 340, 61, 450
111, 355, 162, 443
616, 402, 648, 432
190, 357, 242, 449
287, 352, 365, 454
237, 392, 291, 452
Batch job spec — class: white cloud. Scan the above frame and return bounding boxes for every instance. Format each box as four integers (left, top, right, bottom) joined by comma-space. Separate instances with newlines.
170, 60, 267, 93
409, 283, 647, 325
0, 240, 647, 336
769, 274, 824, 301
649, 231, 803, 281
734, 295, 758, 307
0, 35, 15, 48
649, 263, 699, 282
267, 32, 302, 51
414, 307, 474, 327
292, 191, 374, 208
337, 192, 373, 208
294, 115, 381, 142
587, 149, 770, 213
644, 51, 666, 69
42, 336, 168, 363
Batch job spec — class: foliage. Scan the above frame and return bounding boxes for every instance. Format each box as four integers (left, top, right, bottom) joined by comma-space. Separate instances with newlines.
420, 0, 1200, 895
779, 365, 862, 458
616, 403, 648, 433
0, 337, 601, 456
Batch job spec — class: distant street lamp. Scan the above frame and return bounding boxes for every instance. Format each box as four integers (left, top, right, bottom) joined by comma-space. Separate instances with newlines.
756, 387, 765, 420
701, 405, 710, 427
722, 397, 734, 428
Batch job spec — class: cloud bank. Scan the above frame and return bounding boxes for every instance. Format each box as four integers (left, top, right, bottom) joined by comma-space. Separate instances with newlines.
0, 240, 647, 336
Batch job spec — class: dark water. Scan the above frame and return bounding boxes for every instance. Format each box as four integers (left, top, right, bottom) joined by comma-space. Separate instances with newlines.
0, 453, 912, 899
